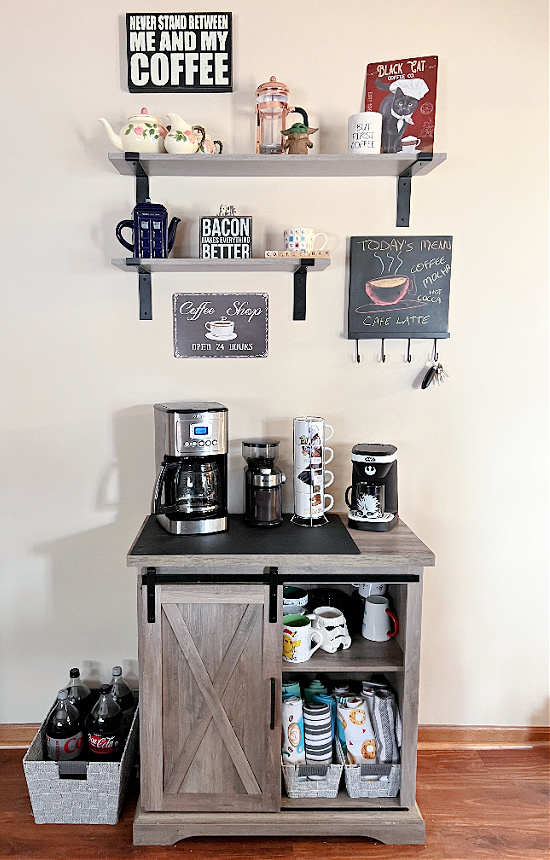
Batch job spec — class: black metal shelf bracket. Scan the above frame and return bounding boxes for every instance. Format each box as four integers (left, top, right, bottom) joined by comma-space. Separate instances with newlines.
124, 152, 150, 202
125, 259, 153, 320
293, 258, 315, 320
396, 152, 433, 228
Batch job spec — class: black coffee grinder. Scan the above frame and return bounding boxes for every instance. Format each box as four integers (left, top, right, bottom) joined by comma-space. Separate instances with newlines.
242, 439, 286, 527
345, 444, 398, 531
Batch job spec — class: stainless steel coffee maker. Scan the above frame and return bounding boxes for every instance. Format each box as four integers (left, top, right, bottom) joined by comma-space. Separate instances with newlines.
152, 402, 228, 534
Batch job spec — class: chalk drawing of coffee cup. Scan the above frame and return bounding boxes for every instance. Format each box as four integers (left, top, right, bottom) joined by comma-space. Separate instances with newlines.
365, 276, 411, 306
205, 317, 237, 340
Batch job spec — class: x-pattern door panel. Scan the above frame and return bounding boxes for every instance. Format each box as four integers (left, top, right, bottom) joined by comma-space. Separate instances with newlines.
138, 582, 280, 812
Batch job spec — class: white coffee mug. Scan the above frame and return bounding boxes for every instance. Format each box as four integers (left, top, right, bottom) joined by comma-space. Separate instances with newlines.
284, 228, 328, 253
348, 112, 382, 155
352, 582, 387, 598
294, 490, 334, 519
308, 606, 351, 653
282, 614, 323, 663
283, 586, 308, 608
361, 596, 399, 642
205, 317, 235, 338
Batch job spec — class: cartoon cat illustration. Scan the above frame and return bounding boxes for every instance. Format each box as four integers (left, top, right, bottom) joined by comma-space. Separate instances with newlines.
375, 77, 429, 153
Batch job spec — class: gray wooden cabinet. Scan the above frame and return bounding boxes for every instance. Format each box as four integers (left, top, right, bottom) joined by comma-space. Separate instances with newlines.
129, 515, 435, 846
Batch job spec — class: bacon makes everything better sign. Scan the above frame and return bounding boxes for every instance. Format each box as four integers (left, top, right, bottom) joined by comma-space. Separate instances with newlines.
126, 13, 232, 92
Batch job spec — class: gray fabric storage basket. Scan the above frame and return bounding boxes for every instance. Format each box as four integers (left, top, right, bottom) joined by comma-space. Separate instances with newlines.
23, 699, 139, 824
336, 736, 400, 798
282, 755, 343, 799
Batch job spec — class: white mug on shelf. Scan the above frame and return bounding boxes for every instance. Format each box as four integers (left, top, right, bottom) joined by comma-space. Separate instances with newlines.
284, 228, 328, 254
282, 614, 323, 663
308, 606, 351, 653
361, 596, 399, 642
352, 582, 387, 598
348, 112, 382, 155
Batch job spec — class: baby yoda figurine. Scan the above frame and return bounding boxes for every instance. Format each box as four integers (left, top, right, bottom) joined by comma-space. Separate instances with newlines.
281, 122, 318, 154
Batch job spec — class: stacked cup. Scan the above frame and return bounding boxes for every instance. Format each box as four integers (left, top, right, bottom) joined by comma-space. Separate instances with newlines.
291, 416, 334, 527
303, 702, 333, 773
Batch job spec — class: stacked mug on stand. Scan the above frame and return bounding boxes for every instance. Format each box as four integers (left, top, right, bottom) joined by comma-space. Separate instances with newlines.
291, 416, 334, 527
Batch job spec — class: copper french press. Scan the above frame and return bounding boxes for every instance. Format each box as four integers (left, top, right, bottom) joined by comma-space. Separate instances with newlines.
255, 76, 309, 154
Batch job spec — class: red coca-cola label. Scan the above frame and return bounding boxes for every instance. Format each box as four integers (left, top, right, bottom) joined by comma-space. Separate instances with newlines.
46, 731, 83, 761
87, 733, 118, 755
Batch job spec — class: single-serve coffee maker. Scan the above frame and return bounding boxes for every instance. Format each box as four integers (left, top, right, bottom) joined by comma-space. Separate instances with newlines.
345, 444, 398, 531
242, 439, 286, 527
152, 402, 228, 534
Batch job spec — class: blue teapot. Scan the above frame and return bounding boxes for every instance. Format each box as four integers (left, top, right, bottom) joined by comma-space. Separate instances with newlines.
116, 200, 180, 258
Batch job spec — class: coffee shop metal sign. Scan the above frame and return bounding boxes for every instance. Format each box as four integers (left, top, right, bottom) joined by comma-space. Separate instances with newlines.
173, 293, 268, 358
126, 12, 232, 92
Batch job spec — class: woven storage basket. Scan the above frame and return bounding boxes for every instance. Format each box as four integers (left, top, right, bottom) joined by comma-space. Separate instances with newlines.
282, 755, 343, 799
23, 698, 139, 824
336, 736, 400, 798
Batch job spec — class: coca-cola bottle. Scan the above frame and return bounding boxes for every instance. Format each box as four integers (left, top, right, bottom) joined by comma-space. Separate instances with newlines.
45, 689, 84, 761
85, 684, 124, 761
110, 666, 136, 733
66, 667, 92, 720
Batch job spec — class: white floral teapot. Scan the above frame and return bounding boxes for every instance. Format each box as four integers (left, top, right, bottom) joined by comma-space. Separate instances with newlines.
99, 108, 167, 153
164, 113, 205, 154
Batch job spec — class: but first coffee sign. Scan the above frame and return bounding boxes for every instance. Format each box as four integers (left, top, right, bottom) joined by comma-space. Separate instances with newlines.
126, 13, 232, 92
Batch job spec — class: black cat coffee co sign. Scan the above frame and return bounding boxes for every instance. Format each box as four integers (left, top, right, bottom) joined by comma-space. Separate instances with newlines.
347, 235, 452, 341
126, 13, 232, 92
173, 293, 268, 358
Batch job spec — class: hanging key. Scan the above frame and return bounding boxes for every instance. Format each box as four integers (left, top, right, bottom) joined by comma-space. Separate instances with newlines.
435, 362, 449, 385
421, 364, 438, 389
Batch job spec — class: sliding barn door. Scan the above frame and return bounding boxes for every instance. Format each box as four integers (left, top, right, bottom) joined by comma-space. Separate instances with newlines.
138, 581, 281, 812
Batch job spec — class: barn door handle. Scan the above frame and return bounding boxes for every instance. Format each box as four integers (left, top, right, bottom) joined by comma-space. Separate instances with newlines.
146, 567, 156, 623
270, 678, 276, 729
267, 567, 278, 622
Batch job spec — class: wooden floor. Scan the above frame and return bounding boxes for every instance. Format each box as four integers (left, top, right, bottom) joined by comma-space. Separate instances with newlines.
1, 745, 548, 859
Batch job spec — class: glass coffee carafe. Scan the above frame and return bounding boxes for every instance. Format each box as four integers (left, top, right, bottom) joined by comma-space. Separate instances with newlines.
154, 457, 222, 517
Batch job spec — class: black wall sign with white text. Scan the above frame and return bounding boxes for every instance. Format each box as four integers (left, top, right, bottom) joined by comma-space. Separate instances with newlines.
199, 216, 252, 259
348, 236, 452, 340
126, 12, 232, 93
174, 293, 268, 358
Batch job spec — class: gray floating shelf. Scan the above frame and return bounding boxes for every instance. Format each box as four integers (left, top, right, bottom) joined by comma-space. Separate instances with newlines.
108, 151, 446, 319
112, 256, 331, 321
108, 151, 446, 178
111, 257, 331, 274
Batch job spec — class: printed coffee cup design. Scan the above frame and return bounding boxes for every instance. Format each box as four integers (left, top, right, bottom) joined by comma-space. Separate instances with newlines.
205, 317, 235, 339
365, 276, 411, 306
401, 135, 421, 151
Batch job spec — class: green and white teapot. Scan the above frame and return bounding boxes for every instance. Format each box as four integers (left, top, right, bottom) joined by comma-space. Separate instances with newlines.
99, 107, 167, 153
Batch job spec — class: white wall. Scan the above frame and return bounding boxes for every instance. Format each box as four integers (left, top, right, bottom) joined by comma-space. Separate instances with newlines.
0, 0, 547, 725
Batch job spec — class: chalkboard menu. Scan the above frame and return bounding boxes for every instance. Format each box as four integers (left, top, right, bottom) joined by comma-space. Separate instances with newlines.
348, 236, 452, 340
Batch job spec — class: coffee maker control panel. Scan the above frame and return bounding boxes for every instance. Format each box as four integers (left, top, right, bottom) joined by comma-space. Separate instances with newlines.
154, 402, 228, 462
175, 416, 226, 454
